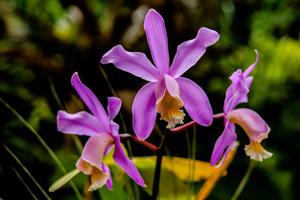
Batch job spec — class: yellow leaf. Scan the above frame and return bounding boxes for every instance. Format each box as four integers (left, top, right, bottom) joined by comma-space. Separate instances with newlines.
162, 157, 217, 182
132, 156, 218, 182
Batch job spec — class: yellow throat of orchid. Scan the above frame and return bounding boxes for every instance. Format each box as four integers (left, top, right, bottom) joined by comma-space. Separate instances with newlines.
77, 159, 109, 191
89, 167, 109, 191
244, 141, 273, 162
156, 90, 185, 129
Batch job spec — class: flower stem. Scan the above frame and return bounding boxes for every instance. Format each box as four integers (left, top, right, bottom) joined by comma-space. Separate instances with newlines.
151, 131, 168, 200
151, 149, 163, 200
119, 134, 159, 152
213, 112, 224, 119
171, 113, 224, 133
171, 120, 196, 133
230, 161, 256, 200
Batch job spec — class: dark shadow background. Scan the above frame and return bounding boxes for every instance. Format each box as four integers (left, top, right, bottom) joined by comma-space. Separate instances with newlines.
1, 0, 300, 199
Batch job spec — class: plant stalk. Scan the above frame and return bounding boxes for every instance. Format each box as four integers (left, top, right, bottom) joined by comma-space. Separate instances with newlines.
151, 132, 168, 200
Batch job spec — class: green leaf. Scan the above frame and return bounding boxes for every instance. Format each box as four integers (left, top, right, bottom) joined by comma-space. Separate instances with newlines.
49, 169, 80, 192
98, 165, 130, 200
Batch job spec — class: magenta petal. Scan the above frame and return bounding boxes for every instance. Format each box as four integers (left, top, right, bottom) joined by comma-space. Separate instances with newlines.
71, 73, 109, 130
101, 45, 160, 81
109, 121, 120, 137
81, 135, 114, 168
57, 111, 107, 136
243, 50, 259, 77
102, 164, 113, 190
132, 82, 157, 140
224, 70, 249, 115
107, 97, 122, 120
154, 80, 166, 100
113, 136, 145, 187
177, 77, 213, 126
210, 123, 237, 165
144, 9, 169, 74
170, 27, 219, 78
239, 76, 253, 103
164, 74, 180, 96
227, 108, 270, 142
245, 76, 254, 89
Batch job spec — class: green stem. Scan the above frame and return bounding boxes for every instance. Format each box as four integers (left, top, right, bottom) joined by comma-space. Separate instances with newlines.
49, 77, 63, 109
49, 77, 83, 154
185, 130, 192, 199
12, 167, 39, 200
230, 161, 256, 200
98, 65, 139, 199
151, 131, 168, 200
190, 126, 197, 197
151, 149, 163, 200
4, 144, 51, 200
0, 98, 82, 200
98, 65, 128, 133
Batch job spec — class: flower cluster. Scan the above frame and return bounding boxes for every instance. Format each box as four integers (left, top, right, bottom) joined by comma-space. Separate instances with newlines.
56, 8, 272, 191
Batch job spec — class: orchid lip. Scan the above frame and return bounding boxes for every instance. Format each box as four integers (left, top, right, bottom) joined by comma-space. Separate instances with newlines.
244, 141, 273, 162
156, 89, 185, 129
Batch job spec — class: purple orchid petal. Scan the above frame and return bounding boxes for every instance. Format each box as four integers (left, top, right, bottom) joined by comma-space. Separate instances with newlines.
239, 76, 254, 103
57, 111, 107, 136
170, 27, 220, 78
164, 74, 180, 96
107, 97, 122, 120
71, 73, 110, 130
177, 77, 213, 126
81, 135, 114, 168
132, 82, 157, 140
223, 70, 249, 115
154, 79, 166, 100
144, 9, 169, 74
102, 164, 113, 190
109, 121, 120, 137
210, 122, 237, 166
224, 51, 258, 113
227, 108, 270, 143
245, 76, 254, 89
113, 136, 145, 187
243, 50, 259, 77
101, 45, 160, 82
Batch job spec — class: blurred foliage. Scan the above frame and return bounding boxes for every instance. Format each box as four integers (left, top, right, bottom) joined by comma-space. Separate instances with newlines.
0, 0, 300, 199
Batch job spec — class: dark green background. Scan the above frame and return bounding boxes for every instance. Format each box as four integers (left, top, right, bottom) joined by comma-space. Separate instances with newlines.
1, 0, 299, 199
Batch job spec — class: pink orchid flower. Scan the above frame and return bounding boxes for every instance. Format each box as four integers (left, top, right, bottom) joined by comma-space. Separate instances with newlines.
101, 9, 219, 140
57, 72, 145, 191
210, 51, 272, 166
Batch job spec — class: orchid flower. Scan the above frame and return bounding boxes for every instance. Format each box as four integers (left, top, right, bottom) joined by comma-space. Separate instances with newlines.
101, 9, 219, 140
210, 51, 272, 166
57, 72, 145, 191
